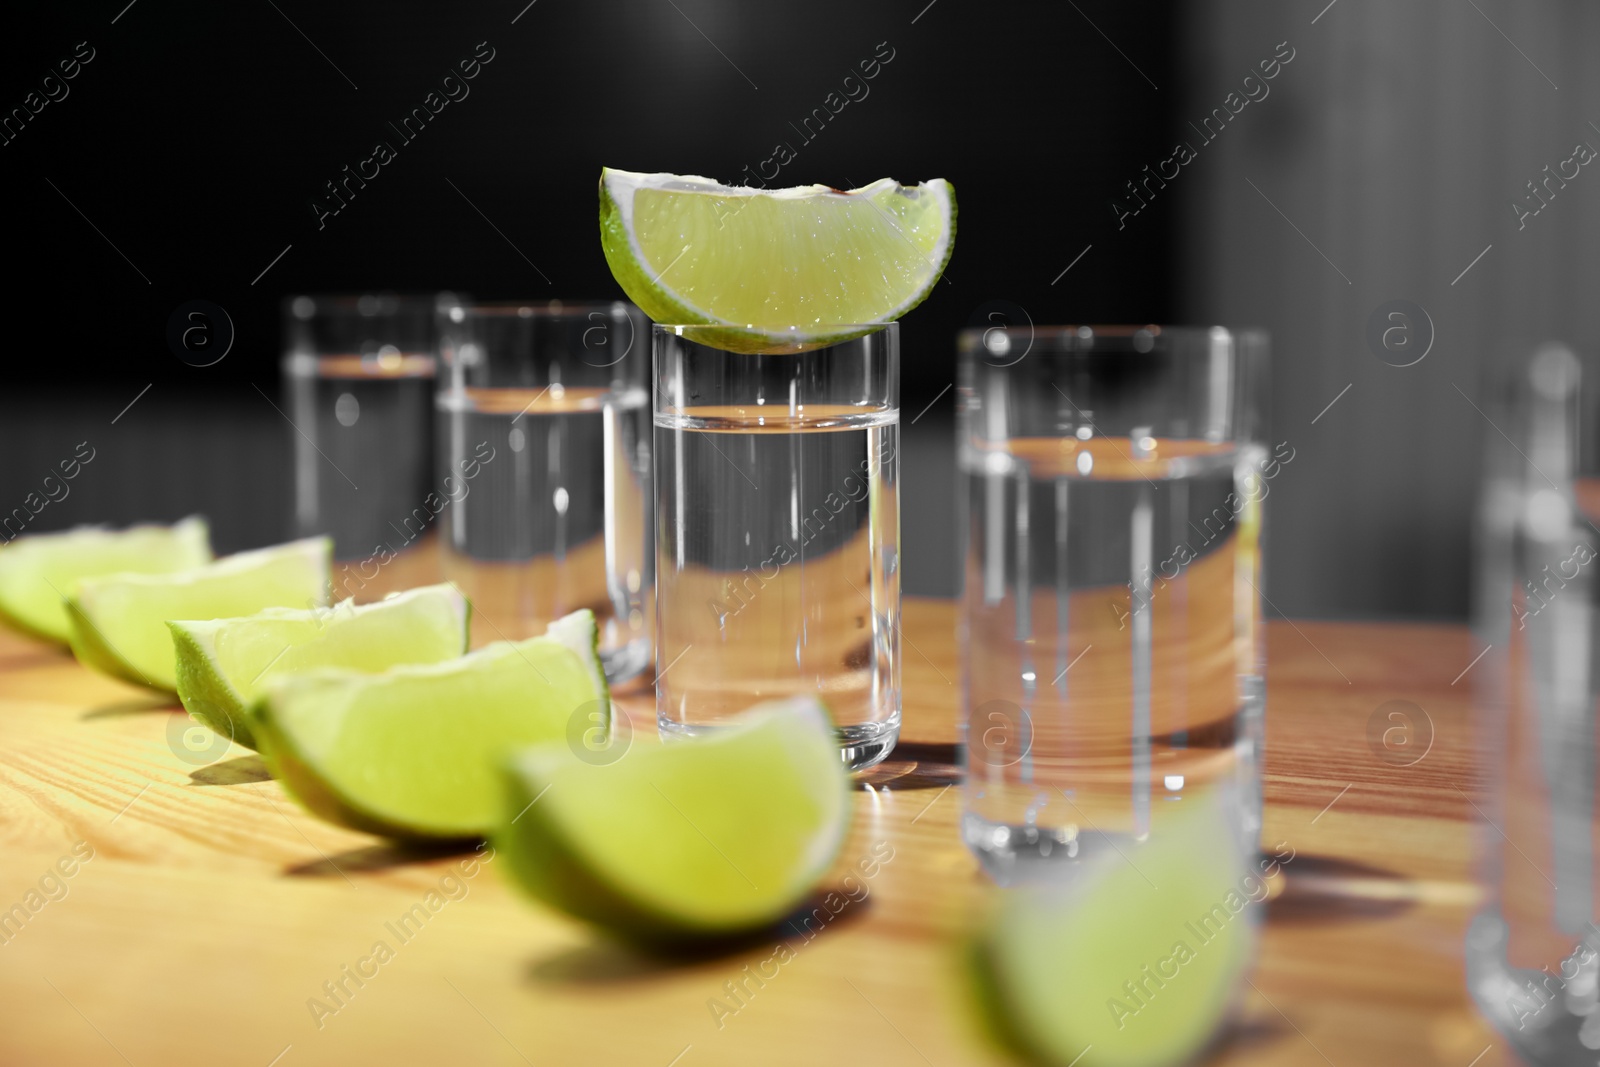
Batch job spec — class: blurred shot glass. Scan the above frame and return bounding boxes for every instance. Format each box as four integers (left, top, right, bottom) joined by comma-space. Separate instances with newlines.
435, 299, 652, 683
282, 293, 445, 597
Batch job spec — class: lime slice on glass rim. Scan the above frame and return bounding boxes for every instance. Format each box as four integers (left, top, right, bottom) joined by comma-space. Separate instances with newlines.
495, 696, 851, 942
66, 537, 331, 694
169, 583, 470, 752
599, 168, 956, 353
0, 517, 212, 644
249, 610, 607, 841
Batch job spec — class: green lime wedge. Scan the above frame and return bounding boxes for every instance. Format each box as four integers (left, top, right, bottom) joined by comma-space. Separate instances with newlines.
599, 168, 956, 351
250, 610, 607, 840
972, 789, 1258, 1067
66, 537, 331, 694
0, 517, 212, 644
169, 583, 470, 752
496, 696, 851, 942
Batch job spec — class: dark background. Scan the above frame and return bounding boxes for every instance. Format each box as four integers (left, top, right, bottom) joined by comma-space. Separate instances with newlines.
0, 0, 1177, 399
5, 0, 1598, 615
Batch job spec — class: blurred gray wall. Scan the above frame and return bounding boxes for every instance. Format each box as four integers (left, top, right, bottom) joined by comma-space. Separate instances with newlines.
1178, 0, 1600, 618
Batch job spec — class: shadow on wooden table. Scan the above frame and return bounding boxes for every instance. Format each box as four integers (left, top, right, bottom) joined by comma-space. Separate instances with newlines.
1267, 855, 1416, 924
527, 936, 764, 986
187, 754, 271, 785
857, 741, 962, 791
1198, 1018, 1292, 1064
0, 643, 69, 670
80, 696, 178, 719
284, 840, 480, 878
527, 888, 876, 986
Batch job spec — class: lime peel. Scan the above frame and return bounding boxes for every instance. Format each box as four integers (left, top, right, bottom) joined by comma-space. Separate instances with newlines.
0, 517, 211, 644
66, 537, 331, 693
169, 583, 470, 751
496, 696, 851, 942
250, 609, 607, 841
599, 168, 955, 352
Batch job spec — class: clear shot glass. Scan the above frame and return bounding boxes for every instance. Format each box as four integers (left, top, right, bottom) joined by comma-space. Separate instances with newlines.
653, 324, 901, 771
1466, 343, 1600, 1064
435, 300, 652, 682
957, 325, 1270, 885
281, 293, 441, 575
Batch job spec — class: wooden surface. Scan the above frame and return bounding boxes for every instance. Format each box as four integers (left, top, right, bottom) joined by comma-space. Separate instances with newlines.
0, 600, 1507, 1067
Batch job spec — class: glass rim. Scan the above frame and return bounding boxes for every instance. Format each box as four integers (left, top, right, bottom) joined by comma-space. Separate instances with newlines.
652, 321, 898, 355
282, 292, 449, 319
447, 299, 636, 316
958, 323, 1267, 344
652, 321, 896, 334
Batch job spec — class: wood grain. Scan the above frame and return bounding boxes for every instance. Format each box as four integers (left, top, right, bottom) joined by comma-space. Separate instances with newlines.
0, 601, 1505, 1066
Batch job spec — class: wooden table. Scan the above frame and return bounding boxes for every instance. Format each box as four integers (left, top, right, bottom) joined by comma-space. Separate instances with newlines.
0, 600, 1507, 1066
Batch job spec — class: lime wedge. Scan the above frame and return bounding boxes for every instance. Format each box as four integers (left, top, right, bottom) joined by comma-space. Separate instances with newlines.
0, 517, 211, 644
599, 168, 955, 350
169, 583, 470, 752
496, 696, 851, 941
66, 538, 331, 694
250, 610, 607, 840
972, 790, 1258, 1067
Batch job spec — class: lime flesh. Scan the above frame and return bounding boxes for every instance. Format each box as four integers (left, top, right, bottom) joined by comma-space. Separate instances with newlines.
599, 168, 955, 350
250, 610, 607, 840
974, 790, 1258, 1067
0, 517, 211, 644
66, 538, 331, 694
169, 583, 470, 751
496, 697, 851, 941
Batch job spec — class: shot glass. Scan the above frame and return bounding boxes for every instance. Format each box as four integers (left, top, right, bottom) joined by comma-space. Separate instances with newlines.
435, 300, 652, 682
957, 325, 1270, 884
654, 324, 901, 771
282, 293, 443, 586
1466, 344, 1600, 1063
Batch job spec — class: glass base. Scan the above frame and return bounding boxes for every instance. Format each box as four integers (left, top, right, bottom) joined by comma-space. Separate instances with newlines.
601, 638, 651, 684
1466, 911, 1600, 1065
963, 810, 1149, 887
658, 711, 900, 773
963, 811, 1085, 886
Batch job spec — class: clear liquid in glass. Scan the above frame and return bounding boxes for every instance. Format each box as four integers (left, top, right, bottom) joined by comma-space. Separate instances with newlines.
286, 353, 436, 572
655, 404, 901, 770
438, 384, 652, 679
961, 435, 1264, 884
